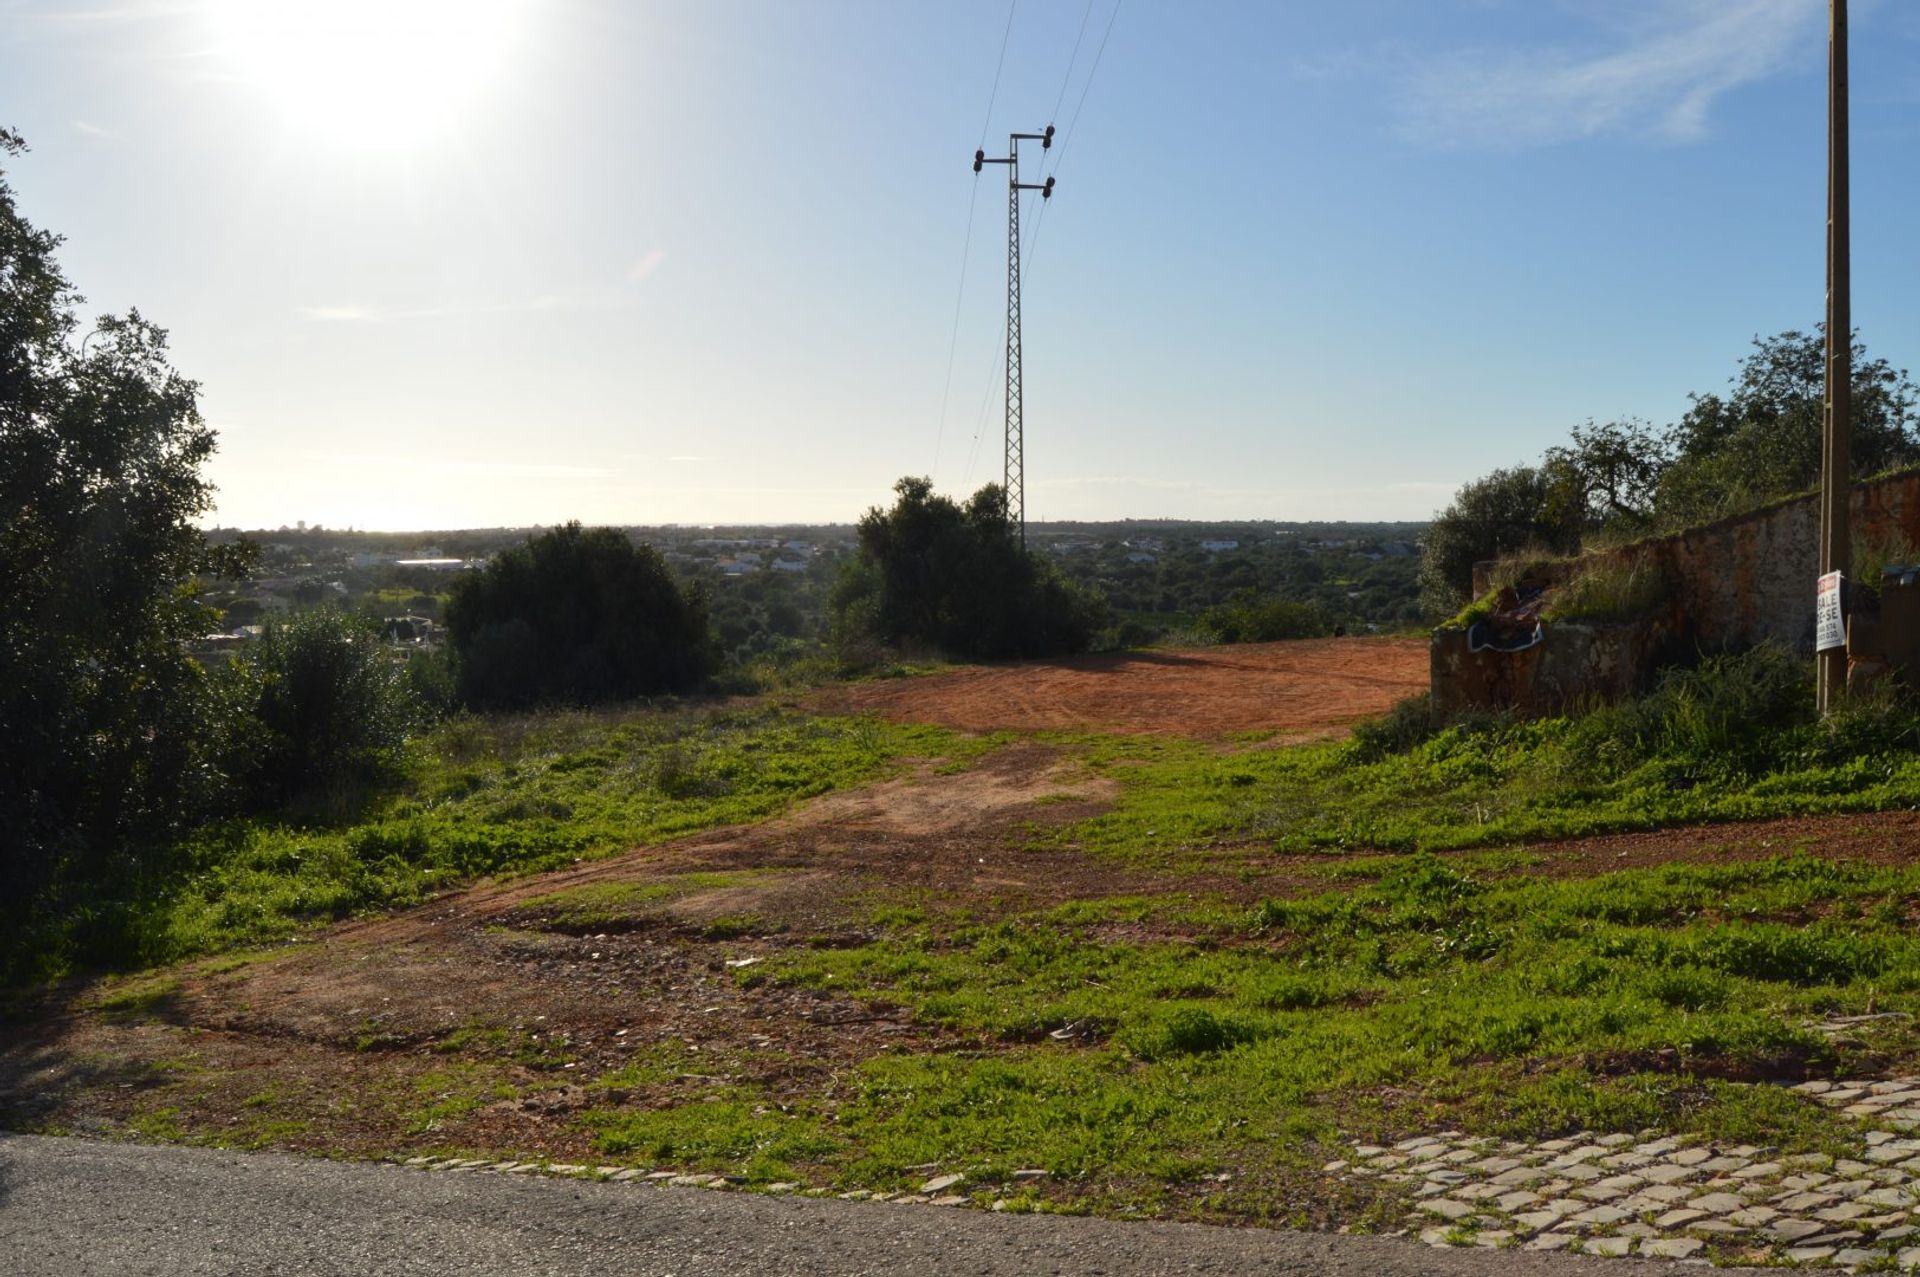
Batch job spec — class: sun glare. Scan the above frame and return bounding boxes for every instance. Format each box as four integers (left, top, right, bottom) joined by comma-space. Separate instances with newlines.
208, 0, 522, 149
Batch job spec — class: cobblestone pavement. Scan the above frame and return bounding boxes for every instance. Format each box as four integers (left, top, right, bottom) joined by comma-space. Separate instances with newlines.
1328, 1074, 1920, 1270
373, 1067, 1920, 1269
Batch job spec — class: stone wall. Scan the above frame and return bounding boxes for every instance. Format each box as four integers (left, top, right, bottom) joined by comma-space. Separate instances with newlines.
1432, 468, 1920, 713
1430, 621, 1670, 718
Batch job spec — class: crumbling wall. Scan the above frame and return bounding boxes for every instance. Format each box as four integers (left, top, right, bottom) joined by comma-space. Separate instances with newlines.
1431, 468, 1920, 714
1431, 621, 1666, 718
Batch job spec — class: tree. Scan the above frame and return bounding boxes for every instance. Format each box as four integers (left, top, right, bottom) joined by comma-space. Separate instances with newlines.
227, 609, 419, 811
831, 477, 1107, 660
1, 129, 247, 919
1541, 418, 1665, 532
1417, 466, 1582, 618
1656, 330, 1920, 527
443, 522, 716, 707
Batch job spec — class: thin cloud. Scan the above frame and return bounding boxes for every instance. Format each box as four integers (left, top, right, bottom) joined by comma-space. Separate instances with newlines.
1401, 0, 1821, 149
72, 119, 121, 141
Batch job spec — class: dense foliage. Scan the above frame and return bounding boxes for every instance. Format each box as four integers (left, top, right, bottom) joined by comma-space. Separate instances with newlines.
1416, 466, 1579, 617
444, 522, 717, 708
1420, 331, 1920, 615
225, 609, 420, 812
1197, 592, 1330, 643
831, 477, 1108, 661
0, 130, 248, 920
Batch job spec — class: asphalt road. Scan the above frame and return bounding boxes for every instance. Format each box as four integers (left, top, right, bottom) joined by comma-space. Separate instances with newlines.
0, 1134, 1770, 1276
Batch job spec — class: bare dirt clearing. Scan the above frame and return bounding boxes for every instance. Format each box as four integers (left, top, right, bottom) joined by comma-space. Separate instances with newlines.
11, 637, 1920, 1217
809, 636, 1430, 738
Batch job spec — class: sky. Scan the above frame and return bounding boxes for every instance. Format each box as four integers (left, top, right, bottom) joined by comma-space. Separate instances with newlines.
7, 0, 1920, 530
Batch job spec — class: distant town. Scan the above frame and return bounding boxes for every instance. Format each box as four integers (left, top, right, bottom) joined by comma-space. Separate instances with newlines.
198, 518, 1428, 661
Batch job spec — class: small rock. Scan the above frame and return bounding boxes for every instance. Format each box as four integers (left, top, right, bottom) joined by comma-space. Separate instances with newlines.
1569, 1205, 1629, 1227
1783, 1245, 1836, 1263
1689, 1191, 1744, 1213
1654, 1208, 1707, 1229
921, 1173, 965, 1194
1767, 1217, 1827, 1242
1416, 1198, 1475, 1221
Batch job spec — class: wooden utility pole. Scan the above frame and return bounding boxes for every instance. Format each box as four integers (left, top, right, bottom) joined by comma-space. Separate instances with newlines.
1818, 0, 1852, 714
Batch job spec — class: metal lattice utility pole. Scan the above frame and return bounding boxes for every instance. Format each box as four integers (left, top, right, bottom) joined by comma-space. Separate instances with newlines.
975, 125, 1054, 545
1819, 0, 1852, 714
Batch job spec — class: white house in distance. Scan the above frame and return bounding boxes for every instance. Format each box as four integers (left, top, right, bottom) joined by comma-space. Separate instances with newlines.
1199, 539, 1239, 553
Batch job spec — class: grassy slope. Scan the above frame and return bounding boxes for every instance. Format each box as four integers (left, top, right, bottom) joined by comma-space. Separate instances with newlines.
18, 704, 982, 978
576, 853, 1912, 1204
25, 656, 1920, 1224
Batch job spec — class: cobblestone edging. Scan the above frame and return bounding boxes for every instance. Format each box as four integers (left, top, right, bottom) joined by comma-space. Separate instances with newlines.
1328, 1075, 1920, 1270
384, 1156, 1025, 1211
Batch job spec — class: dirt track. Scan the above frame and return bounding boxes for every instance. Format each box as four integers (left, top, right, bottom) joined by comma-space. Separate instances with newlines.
811, 636, 1429, 738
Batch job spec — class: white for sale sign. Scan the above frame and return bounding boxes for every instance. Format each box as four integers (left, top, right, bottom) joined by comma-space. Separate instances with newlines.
1816, 570, 1846, 652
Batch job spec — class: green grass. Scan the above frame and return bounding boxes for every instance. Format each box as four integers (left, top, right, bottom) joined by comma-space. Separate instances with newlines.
1053, 649, 1920, 864
554, 852, 1910, 1199
16, 704, 984, 979
662, 852, 1912, 1195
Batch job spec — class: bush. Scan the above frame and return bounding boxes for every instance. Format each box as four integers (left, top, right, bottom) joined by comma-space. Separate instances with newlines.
1418, 466, 1583, 618
831, 477, 1108, 662
444, 523, 717, 708
1199, 593, 1329, 644
228, 609, 419, 810
1122, 1007, 1261, 1061
1348, 693, 1440, 762
1575, 643, 1811, 780
1351, 645, 1816, 782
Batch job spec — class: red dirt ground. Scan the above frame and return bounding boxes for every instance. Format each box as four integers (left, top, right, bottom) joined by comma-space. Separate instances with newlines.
12, 638, 1920, 1188
808, 637, 1430, 738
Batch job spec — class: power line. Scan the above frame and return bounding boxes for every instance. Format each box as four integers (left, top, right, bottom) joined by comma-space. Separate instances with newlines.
955, 0, 1120, 506
1021, 0, 1121, 291
1050, 0, 1097, 128
929, 180, 982, 484
1047, 0, 1122, 183
977, 0, 1019, 149
932, 0, 1020, 487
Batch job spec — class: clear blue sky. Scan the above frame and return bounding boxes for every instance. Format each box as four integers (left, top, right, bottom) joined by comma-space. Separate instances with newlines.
8, 0, 1920, 529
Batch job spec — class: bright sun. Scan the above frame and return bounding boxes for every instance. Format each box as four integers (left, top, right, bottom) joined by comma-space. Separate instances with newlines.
207, 0, 522, 149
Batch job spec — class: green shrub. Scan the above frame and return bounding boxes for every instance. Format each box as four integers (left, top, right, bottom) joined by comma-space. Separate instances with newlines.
1568, 643, 1811, 780
1348, 693, 1439, 761
445, 523, 717, 708
831, 477, 1108, 662
228, 609, 419, 811
1198, 593, 1329, 644
1123, 1007, 1261, 1061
